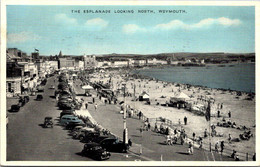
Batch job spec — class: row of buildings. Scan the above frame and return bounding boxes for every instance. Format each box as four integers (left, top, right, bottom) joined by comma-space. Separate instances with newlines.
6, 49, 96, 97
6, 48, 205, 97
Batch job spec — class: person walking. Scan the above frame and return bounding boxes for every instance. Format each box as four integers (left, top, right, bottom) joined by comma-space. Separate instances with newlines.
138, 111, 142, 120
188, 142, 193, 155
228, 111, 231, 118
184, 116, 187, 125
228, 134, 232, 143
192, 132, 196, 141
85, 103, 88, 109
217, 110, 220, 118
220, 141, 225, 154
215, 142, 219, 153
128, 139, 132, 147
94, 103, 97, 111
178, 119, 181, 125
199, 137, 203, 149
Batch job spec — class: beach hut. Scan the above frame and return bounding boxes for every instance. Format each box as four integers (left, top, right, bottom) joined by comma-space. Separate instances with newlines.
169, 92, 191, 108
170, 92, 190, 102
139, 92, 150, 101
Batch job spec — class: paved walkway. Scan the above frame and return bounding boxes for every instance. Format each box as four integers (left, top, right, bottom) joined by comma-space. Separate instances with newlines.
74, 79, 234, 161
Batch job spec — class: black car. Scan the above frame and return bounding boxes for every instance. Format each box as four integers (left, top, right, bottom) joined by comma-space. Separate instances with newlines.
10, 105, 20, 112
81, 143, 110, 160
99, 138, 129, 153
36, 94, 43, 101
65, 122, 85, 130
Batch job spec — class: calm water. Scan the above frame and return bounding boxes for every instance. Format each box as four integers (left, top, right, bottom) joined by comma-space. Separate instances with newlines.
133, 63, 255, 93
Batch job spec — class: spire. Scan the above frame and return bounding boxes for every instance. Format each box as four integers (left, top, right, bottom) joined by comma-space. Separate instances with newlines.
59, 50, 62, 57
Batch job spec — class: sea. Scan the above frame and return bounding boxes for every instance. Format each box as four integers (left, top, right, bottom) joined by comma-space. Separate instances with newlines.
132, 63, 255, 93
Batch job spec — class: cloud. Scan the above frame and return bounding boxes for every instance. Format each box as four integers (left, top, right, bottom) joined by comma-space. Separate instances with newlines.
7, 32, 41, 43
55, 14, 77, 25
122, 24, 146, 34
85, 18, 108, 29
155, 17, 242, 30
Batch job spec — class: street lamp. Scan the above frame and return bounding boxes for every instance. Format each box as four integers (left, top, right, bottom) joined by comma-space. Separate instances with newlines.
122, 82, 128, 145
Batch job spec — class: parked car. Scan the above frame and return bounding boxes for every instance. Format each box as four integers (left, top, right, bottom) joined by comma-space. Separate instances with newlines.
65, 122, 85, 130
80, 131, 112, 144
10, 105, 20, 112
60, 109, 75, 118
36, 94, 43, 101
81, 143, 110, 160
73, 127, 95, 140
60, 115, 83, 126
50, 85, 55, 89
99, 138, 129, 153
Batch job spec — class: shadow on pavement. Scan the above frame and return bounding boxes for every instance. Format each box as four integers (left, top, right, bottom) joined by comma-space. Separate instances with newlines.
157, 142, 167, 145
49, 96, 56, 99
176, 152, 190, 155
38, 124, 47, 128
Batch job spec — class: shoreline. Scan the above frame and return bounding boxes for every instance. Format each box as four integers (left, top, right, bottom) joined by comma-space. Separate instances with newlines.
127, 63, 255, 94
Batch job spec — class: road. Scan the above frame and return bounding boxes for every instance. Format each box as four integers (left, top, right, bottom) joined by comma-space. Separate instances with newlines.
7, 75, 143, 161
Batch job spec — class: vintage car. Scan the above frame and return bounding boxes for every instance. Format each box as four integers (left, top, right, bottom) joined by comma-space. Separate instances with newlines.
81, 143, 110, 160
44, 117, 53, 128
65, 122, 85, 130
73, 127, 95, 140
60, 115, 83, 126
36, 94, 43, 101
99, 138, 129, 153
50, 85, 55, 89
60, 109, 75, 118
80, 131, 113, 144
10, 105, 20, 112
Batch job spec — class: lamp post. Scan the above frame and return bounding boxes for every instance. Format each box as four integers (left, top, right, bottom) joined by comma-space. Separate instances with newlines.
122, 83, 128, 144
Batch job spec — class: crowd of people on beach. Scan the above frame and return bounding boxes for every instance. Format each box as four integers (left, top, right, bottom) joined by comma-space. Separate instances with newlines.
79, 69, 256, 160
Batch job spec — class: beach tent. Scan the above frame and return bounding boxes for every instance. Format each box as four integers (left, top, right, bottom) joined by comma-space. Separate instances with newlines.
170, 92, 190, 102
139, 92, 150, 101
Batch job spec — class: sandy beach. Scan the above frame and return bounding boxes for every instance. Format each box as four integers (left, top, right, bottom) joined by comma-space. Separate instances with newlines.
87, 68, 255, 159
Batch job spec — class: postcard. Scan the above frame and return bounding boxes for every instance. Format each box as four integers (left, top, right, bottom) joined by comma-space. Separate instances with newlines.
1, 0, 259, 166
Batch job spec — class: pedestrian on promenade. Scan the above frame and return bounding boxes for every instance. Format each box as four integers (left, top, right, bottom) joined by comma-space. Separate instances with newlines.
154, 123, 158, 133
148, 122, 151, 131
204, 129, 208, 138
228, 111, 231, 118
199, 137, 203, 149
184, 116, 187, 125
178, 119, 181, 125
140, 126, 143, 134
138, 111, 142, 120
128, 139, 132, 147
217, 110, 220, 118
94, 103, 97, 111
228, 134, 232, 143
220, 141, 224, 154
192, 132, 196, 141
252, 153, 256, 161
215, 142, 219, 153
188, 142, 193, 155
85, 103, 88, 109
93, 97, 95, 103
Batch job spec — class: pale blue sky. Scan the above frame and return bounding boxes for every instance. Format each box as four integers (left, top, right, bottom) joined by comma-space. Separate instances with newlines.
7, 6, 255, 55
